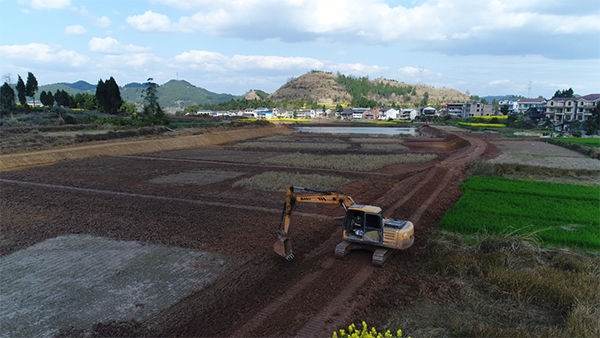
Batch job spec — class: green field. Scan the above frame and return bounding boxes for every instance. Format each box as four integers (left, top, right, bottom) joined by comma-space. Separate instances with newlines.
438, 177, 600, 250
555, 137, 600, 147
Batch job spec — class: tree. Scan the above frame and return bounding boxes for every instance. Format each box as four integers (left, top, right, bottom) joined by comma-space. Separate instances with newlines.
583, 106, 599, 135
1, 82, 16, 109
553, 88, 574, 98
16, 75, 27, 106
25, 72, 38, 105
96, 77, 122, 114
39, 90, 55, 106
420, 92, 429, 107
141, 78, 168, 124
54, 89, 73, 107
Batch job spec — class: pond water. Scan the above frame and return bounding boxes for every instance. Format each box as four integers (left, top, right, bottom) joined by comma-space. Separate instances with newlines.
293, 126, 419, 136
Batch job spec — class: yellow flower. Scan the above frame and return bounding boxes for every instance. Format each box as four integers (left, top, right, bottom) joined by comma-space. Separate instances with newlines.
340, 329, 345, 336
397, 329, 402, 337
333, 332, 338, 338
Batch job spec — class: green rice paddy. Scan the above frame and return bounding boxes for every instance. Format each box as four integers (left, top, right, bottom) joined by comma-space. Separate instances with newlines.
439, 177, 600, 250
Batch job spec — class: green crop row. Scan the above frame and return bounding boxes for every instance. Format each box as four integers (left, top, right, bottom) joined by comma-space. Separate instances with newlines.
555, 137, 600, 147
462, 176, 600, 201
439, 177, 600, 250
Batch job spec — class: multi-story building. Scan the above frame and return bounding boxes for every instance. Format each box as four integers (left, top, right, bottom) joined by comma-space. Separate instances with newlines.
462, 102, 492, 117
440, 103, 465, 117
498, 99, 519, 114
545, 94, 599, 124
517, 98, 546, 114
575, 94, 600, 122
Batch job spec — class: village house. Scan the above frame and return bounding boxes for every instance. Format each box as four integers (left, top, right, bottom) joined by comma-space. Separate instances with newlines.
421, 106, 438, 118
545, 94, 600, 125
378, 107, 399, 120
498, 99, 519, 114
399, 108, 419, 120
517, 98, 546, 115
461, 102, 492, 117
440, 103, 464, 117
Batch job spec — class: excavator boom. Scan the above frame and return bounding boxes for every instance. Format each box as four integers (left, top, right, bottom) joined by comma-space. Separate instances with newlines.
275, 186, 355, 260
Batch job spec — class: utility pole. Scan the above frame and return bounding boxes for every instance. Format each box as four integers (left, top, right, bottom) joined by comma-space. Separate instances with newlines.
527, 81, 532, 98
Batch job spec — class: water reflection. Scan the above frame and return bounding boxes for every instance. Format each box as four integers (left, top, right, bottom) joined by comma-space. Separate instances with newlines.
293, 126, 419, 136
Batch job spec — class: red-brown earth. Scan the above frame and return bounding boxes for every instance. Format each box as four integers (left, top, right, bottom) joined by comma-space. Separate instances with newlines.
0, 125, 501, 337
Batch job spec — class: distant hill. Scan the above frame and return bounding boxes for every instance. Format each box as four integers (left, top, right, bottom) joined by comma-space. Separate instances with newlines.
31, 72, 474, 109
35, 80, 240, 108
481, 95, 525, 102
269, 71, 470, 105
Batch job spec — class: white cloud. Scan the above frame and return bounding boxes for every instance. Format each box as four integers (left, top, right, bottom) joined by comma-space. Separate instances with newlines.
172, 50, 384, 75
96, 16, 112, 28
28, 0, 71, 10
130, 1, 600, 59
64, 25, 86, 35
126, 11, 183, 32
88, 37, 151, 54
489, 79, 511, 86
0, 43, 88, 67
101, 53, 163, 69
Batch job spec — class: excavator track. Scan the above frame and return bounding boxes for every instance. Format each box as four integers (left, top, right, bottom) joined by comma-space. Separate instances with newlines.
372, 247, 396, 267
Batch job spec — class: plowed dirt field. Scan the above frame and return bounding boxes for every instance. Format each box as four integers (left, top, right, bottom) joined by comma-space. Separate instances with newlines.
0, 125, 500, 337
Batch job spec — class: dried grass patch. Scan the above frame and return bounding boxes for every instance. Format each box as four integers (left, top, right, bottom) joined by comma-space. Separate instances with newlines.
235, 141, 348, 150
232, 171, 350, 191
149, 170, 245, 185
360, 143, 408, 151
350, 137, 404, 143
261, 153, 437, 171
402, 231, 600, 338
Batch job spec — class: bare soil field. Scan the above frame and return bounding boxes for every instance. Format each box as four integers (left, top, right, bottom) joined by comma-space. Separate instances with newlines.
0, 125, 539, 337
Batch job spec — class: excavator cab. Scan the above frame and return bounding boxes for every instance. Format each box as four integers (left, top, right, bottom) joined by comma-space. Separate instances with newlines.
343, 207, 383, 244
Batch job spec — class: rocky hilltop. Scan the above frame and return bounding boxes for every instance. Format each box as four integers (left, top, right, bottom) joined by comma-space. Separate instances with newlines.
269, 71, 470, 105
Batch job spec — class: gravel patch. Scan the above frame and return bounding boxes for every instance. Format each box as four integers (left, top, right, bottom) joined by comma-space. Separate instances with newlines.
0, 235, 230, 338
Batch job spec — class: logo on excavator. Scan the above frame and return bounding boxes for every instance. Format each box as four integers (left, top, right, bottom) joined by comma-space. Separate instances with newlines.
300, 197, 327, 201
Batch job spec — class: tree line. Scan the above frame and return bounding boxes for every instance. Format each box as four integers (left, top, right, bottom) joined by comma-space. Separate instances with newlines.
1, 72, 168, 125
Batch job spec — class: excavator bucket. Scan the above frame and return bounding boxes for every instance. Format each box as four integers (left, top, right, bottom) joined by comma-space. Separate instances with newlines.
274, 237, 293, 260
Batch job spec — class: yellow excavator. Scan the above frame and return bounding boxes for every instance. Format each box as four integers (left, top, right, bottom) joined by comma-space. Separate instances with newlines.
274, 186, 414, 266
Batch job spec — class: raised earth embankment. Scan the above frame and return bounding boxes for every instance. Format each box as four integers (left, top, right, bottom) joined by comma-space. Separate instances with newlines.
0, 124, 292, 172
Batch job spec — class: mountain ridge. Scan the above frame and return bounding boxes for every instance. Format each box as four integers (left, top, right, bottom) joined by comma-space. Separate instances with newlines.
34, 72, 472, 108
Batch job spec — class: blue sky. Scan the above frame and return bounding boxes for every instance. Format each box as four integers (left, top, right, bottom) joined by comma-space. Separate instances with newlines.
1, 0, 598, 98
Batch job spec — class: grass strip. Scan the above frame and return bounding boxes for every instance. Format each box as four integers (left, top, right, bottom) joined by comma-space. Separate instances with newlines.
262, 153, 437, 171
349, 137, 403, 143
232, 171, 350, 191
235, 142, 348, 150
360, 143, 408, 151
555, 137, 600, 147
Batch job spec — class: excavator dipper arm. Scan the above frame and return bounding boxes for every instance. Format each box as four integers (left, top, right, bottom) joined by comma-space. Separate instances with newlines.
274, 186, 355, 260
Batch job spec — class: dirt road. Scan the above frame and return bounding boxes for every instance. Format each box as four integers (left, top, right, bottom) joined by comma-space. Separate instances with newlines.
0, 125, 492, 337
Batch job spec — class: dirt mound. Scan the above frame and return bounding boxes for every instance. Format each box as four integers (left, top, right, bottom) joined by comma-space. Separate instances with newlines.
269, 72, 351, 103
268, 72, 470, 105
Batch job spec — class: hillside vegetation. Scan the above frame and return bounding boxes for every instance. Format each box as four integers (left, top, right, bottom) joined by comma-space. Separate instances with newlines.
269, 71, 470, 106
30, 71, 469, 109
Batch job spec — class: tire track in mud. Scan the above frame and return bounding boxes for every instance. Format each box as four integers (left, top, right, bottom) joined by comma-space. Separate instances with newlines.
0, 178, 330, 221
233, 131, 487, 338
